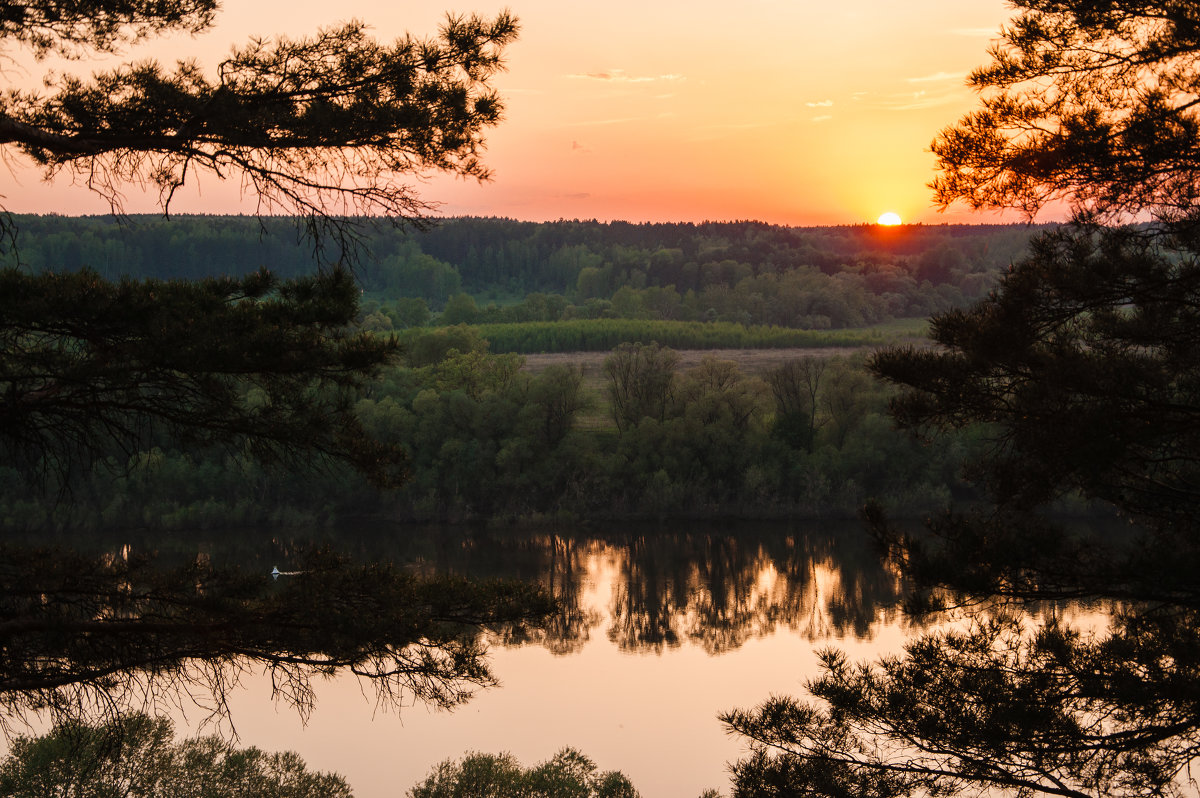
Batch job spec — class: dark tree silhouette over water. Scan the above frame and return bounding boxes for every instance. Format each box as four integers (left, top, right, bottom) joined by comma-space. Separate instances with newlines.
0, 0, 517, 239
605, 529, 901, 654
0, 0, 541, 731
0, 523, 899, 734
726, 3, 1200, 796
389, 524, 903, 656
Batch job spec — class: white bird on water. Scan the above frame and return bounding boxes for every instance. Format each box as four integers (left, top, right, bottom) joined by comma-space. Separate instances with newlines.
270, 566, 306, 580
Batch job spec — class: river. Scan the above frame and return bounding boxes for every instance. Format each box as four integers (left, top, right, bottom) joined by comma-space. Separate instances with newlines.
1, 521, 956, 795
172, 521, 915, 797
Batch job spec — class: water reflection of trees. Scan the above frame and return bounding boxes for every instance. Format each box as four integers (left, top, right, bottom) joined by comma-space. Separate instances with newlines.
344, 521, 903, 655
13, 521, 904, 679
0, 543, 553, 730
442, 532, 603, 656
605, 525, 904, 654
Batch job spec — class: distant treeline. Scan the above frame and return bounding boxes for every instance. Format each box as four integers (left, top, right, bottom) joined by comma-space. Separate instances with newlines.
7, 215, 1047, 331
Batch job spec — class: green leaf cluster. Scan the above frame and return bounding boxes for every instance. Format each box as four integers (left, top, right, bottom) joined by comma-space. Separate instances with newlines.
409, 749, 641, 798
0, 714, 351, 798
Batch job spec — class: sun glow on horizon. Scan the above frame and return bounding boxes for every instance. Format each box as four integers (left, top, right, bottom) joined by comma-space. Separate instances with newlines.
0, 0, 1027, 228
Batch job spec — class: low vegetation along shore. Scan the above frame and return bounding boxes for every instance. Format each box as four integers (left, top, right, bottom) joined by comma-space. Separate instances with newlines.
0, 329, 975, 531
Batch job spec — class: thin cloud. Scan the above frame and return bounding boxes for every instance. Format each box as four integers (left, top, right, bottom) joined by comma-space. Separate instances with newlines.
811, 115, 833, 123
882, 89, 963, 111
806, 100, 833, 108
907, 71, 968, 83
567, 116, 648, 127
566, 69, 685, 84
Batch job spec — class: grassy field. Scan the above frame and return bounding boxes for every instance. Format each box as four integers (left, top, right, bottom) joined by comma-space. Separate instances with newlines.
858, 317, 929, 338
519, 317, 928, 376
516, 317, 929, 430
470, 316, 930, 355
521, 345, 864, 377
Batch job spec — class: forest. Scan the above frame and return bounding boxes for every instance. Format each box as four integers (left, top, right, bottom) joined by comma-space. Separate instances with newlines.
0, 339, 987, 530
7, 214, 1039, 333
0, 214, 1040, 531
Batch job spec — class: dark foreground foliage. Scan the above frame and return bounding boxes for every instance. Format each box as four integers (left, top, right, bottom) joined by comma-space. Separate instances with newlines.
410, 748, 642, 798
0, 266, 406, 488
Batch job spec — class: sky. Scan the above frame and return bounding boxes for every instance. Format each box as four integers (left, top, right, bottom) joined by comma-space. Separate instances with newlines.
1, 0, 1029, 226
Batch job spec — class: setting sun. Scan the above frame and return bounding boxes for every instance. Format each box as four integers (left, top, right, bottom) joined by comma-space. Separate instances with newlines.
877, 212, 903, 226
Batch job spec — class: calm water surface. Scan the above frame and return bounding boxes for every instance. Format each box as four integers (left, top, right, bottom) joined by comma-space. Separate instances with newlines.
205, 522, 914, 797
18, 522, 923, 797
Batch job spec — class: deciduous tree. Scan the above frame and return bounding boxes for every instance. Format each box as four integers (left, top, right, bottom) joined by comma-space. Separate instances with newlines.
1, 713, 352, 798
765, 357, 825, 453
409, 748, 641, 798
603, 342, 678, 432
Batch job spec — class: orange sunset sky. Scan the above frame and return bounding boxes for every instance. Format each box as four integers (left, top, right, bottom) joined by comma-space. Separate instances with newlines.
2, 0, 1033, 226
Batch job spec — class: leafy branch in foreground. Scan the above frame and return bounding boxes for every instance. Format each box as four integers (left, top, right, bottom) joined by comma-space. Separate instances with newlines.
873, 225, 1200, 523
0, 0, 218, 58
724, 608, 1200, 798
0, 9, 518, 236
932, 2, 1200, 221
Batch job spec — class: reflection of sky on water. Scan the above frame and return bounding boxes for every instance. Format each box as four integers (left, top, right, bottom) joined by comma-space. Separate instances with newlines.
2, 522, 910, 798
220, 616, 913, 798
215, 524, 910, 798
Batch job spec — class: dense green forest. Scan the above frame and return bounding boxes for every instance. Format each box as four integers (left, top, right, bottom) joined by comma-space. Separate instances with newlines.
0, 215, 1060, 529
8, 215, 1042, 334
